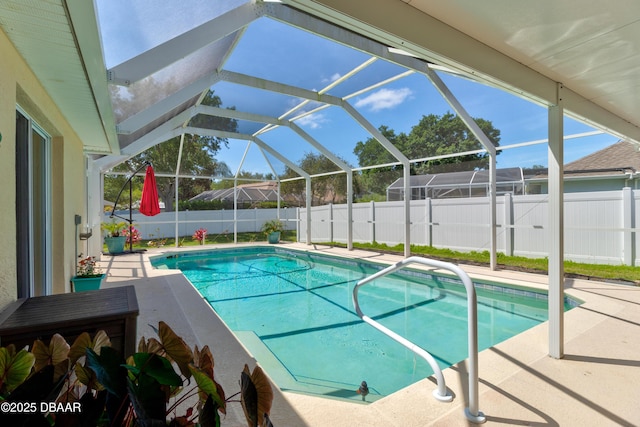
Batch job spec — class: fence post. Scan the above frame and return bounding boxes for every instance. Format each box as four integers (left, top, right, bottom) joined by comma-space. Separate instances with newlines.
504, 193, 514, 256
370, 200, 375, 244
254, 208, 258, 233
329, 203, 334, 243
622, 187, 635, 266
425, 198, 432, 246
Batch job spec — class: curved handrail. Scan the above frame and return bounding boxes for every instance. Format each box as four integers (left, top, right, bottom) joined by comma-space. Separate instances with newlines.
352, 256, 485, 423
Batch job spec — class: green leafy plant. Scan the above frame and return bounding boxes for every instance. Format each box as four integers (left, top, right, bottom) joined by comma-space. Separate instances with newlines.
101, 220, 127, 238
260, 219, 284, 236
0, 322, 275, 426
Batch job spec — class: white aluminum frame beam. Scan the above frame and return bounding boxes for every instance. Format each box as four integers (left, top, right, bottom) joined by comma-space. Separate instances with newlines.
219, 70, 344, 106
174, 134, 186, 246
342, 101, 412, 257
425, 67, 498, 270
175, 126, 314, 243
289, 122, 354, 250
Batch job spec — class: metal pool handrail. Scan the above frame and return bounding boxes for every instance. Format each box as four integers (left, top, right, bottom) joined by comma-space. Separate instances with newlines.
352, 256, 485, 424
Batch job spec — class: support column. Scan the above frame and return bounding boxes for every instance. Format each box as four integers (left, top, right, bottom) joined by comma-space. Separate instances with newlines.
306, 177, 312, 245
403, 164, 411, 257
548, 83, 565, 359
489, 154, 497, 270
370, 200, 376, 243
347, 171, 353, 250
425, 198, 432, 246
622, 187, 635, 266
87, 163, 102, 259
329, 203, 334, 243
504, 193, 514, 256
174, 134, 185, 247
233, 179, 238, 244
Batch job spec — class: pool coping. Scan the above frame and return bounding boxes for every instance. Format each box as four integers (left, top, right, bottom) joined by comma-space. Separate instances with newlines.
100, 242, 640, 426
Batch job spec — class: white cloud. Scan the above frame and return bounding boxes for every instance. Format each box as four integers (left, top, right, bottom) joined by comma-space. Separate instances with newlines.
296, 113, 328, 129
322, 73, 342, 84
355, 88, 413, 112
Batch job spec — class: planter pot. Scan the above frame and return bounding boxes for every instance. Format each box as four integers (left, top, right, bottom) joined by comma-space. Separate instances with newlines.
267, 231, 281, 244
105, 236, 127, 254
71, 274, 106, 292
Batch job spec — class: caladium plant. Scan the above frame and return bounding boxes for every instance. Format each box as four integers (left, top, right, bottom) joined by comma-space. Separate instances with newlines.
0, 321, 274, 427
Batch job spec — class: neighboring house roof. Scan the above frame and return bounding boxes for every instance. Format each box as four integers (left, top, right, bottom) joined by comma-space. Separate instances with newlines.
563, 140, 640, 176
529, 141, 640, 179
388, 167, 524, 189
190, 182, 280, 203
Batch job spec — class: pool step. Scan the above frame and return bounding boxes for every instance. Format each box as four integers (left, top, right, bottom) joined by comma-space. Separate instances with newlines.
234, 330, 382, 403
234, 330, 299, 391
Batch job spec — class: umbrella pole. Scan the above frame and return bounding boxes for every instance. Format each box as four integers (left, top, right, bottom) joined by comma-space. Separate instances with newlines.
129, 177, 133, 253
110, 161, 151, 255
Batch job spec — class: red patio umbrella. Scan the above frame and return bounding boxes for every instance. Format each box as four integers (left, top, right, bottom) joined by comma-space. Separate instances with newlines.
139, 165, 160, 216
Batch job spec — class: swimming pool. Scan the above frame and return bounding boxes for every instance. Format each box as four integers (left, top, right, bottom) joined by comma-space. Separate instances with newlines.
152, 246, 579, 402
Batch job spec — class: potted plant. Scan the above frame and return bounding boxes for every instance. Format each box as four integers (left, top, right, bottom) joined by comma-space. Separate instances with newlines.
71, 255, 105, 292
261, 219, 284, 244
101, 219, 127, 254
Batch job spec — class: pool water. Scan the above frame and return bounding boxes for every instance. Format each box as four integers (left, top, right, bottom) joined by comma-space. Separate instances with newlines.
152, 247, 578, 402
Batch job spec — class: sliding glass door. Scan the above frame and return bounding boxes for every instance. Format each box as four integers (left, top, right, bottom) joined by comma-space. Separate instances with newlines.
16, 108, 52, 298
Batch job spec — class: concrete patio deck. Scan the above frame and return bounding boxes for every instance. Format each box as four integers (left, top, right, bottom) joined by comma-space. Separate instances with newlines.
99, 242, 640, 426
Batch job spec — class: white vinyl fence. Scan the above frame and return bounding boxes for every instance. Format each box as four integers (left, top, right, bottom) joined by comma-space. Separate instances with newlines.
104, 207, 297, 242
104, 189, 638, 266
298, 188, 639, 266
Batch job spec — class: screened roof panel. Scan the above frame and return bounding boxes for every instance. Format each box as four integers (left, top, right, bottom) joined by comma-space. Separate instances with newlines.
325, 60, 414, 99
96, 0, 248, 68
117, 95, 201, 150
388, 175, 435, 189
223, 16, 372, 92
189, 116, 264, 136
89, 0, 621, 179
471, 168, 523, 184
110, 37, 238, 122
429, 171, 479, 186
210, 81, 311, 120
389, 168, 525, 190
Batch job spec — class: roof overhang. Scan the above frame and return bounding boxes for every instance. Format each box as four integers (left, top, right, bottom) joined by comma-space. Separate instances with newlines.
0, 0, 119, 155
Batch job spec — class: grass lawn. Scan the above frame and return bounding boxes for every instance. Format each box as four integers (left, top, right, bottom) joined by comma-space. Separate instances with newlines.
337, 241, 640, 285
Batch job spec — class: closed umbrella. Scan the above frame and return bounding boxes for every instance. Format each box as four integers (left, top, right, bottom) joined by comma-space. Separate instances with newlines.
140, 165, 160, 216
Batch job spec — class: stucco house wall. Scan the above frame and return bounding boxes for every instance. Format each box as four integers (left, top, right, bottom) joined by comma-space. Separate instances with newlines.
527, 141, 640, 194
0, 28, 87, 308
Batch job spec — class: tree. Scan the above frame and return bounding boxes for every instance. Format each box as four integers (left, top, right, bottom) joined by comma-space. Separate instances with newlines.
353, 112, 501, 196
280, 152, 359, 206
109, 89, 237, 211
405, 112, 500, 174
353, 125, 405, 195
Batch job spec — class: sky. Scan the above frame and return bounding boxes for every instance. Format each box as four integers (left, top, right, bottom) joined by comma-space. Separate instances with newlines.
96, 0, 619, 177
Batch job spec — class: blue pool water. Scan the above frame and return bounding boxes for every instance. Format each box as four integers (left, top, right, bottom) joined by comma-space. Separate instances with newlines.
152, 247, 579, 402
